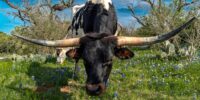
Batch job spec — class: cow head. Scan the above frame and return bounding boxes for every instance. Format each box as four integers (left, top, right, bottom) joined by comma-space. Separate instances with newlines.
65, 33, 134, 95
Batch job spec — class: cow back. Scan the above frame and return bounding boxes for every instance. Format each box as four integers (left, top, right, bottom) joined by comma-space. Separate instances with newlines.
83, 2, 117, 35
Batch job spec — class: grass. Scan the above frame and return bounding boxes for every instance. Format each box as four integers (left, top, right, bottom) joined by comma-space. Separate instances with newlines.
0, 49, 200, 100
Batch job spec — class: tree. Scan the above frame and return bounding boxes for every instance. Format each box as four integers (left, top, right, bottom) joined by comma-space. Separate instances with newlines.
3, 0, 74, 54
128, 0, 200, 57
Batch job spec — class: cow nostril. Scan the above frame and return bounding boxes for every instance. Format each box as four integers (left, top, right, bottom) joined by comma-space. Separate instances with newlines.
86, 84, 99, 92
86, 83, 105, 95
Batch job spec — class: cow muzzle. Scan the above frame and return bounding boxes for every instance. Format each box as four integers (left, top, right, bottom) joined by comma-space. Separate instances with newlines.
86, 83, 106, 95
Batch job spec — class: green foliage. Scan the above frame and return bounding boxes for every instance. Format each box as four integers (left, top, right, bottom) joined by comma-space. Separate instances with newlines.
10, 21, 71, 54
0, 30, 36, 54
0, 32, 13, 53
130, 0, 200, 57
0, 24, 72, 55
0, 50, 200, 99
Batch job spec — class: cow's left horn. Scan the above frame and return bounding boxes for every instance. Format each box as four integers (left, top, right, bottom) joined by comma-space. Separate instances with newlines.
13, 34, 80, 47
117, 17, 196, 46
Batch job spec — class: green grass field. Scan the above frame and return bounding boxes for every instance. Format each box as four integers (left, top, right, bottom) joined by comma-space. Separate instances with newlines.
0, 50, 200, 100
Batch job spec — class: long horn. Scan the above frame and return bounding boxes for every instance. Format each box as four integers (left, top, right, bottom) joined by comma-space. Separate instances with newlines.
13, 34, 80, 47
117, 17, 196, 46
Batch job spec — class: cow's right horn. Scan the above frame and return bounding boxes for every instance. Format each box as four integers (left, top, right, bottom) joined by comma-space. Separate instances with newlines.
13, 34, 80, 47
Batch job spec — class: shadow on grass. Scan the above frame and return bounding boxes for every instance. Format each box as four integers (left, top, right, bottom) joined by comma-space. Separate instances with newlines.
7, 61, 77, 99
28, 62, 73, 85
28, 62, 75, 99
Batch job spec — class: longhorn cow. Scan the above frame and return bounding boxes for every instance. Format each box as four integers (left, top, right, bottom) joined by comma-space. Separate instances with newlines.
13, 0, 196, 95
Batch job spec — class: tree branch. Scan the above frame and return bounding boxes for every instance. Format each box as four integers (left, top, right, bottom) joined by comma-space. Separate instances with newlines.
142, 0, 155, 9
52, 0, 74, 11
128, 5, 146, 26
5, 0, 27, 13
177, 1, 197, 11
4, 0, 34, 23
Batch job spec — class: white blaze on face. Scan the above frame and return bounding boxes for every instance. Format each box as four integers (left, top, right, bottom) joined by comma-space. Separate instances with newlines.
88, 0, 112, 10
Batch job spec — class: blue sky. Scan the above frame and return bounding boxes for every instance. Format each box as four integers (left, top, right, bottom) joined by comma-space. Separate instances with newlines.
0, 0, 195, 34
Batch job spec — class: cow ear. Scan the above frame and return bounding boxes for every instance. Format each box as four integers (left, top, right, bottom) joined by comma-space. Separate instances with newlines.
66, 48, 80, 59
114, 47, 134, 59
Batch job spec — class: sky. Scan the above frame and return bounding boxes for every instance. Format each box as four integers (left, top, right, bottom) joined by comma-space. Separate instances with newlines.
0, 0, 195, 34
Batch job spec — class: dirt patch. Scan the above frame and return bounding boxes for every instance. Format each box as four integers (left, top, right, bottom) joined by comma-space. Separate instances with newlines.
60, 86, 71, 93
34, 84, 54, 93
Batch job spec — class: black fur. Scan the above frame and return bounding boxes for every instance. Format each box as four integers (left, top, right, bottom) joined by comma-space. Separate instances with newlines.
68, 1, 133, 95
70, 2, 117, 36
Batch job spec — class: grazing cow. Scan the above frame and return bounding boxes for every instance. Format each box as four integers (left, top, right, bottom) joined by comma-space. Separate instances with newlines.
13, 0, 196, 96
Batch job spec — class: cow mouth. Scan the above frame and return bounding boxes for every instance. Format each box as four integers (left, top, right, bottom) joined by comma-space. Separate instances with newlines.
86, 82, 106, 95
